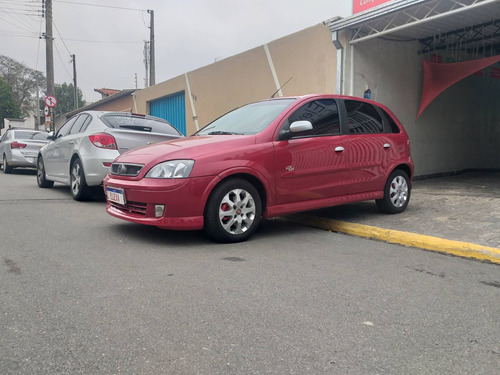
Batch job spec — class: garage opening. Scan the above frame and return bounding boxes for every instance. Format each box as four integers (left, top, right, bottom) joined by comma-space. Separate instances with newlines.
327, 0, 500, 177
150, 91, 187, 135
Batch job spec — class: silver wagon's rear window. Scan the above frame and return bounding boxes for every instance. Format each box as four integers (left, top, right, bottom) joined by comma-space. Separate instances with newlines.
100, 114, 181, 136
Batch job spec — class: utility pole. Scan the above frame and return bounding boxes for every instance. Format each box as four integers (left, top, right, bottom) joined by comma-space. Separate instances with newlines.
45, 0, 54, 97
71, 54, 78, 110
148, 9, 155, 86
44, 0, 55, 131
143, 41, 149, 87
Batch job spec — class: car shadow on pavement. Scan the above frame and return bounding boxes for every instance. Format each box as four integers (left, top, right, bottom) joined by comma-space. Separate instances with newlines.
3, 168, 37, 175
106, 218, 312, 247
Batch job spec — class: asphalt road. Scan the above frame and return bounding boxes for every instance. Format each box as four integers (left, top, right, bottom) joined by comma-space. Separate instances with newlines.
1, 169, 499, 375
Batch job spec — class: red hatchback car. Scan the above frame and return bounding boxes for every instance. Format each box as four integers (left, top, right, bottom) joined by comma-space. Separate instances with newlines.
103, 95, 413, 242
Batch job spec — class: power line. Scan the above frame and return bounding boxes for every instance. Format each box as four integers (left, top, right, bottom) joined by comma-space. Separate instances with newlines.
55, 0, 144, 12
53, 21, 71, 55
60, 38, 142, 44
53, 38, 72, 80
0, 13, 39, 34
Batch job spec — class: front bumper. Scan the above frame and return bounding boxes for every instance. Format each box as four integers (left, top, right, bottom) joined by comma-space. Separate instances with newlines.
103, 174, 216, 230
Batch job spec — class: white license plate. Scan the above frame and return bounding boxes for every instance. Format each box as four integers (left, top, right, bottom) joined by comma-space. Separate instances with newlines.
106, 187, 126, 205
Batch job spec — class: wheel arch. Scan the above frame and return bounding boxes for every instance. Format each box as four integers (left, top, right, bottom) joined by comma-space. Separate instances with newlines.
70, 152, 82, 173
392, 163, 412, 181
203, 172, 268, 216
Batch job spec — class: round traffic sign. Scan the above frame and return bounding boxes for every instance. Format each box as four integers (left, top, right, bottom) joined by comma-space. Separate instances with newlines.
44, 106, 50, 116
45, 95, 57, 107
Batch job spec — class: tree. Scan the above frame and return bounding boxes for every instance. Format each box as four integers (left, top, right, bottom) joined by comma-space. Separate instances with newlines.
0, 77, 22, 129
53, 82, 86, 116
0, 55, 45, 117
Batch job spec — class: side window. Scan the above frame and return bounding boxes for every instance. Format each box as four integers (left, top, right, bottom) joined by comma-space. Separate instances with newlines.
57, 116, 78, 137
379, 107, 401, 133
345, 100, 384, 134
287, 99, 340, 137
79, 115, 93, 133
69, 114, 90, 135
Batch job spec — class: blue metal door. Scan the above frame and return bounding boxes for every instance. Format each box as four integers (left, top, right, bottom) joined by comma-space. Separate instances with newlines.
150, 91, 186, 135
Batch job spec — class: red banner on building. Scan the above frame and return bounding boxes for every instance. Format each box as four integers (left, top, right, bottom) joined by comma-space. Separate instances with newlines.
353, 0, 394, 14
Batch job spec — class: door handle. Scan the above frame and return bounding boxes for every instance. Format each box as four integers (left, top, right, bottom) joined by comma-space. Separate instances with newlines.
335, 146, 344, 152
383, 143, 391, 149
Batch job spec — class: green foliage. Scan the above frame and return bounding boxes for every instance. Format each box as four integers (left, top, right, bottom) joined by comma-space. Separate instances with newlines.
0, 55, 45, 117
0, 77, 22, 128
55, 82, 86, 116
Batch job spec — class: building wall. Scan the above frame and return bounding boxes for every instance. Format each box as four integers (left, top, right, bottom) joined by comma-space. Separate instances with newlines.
90, 95, 133, 113
344, 36, 500, 176
1, 116, 37, 136
134, 23, 337, 135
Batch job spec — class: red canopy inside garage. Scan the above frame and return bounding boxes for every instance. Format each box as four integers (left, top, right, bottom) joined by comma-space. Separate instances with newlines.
418, 54, 500, 118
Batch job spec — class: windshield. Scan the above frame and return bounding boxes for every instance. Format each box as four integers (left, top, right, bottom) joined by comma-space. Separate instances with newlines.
196, 98, 296, 136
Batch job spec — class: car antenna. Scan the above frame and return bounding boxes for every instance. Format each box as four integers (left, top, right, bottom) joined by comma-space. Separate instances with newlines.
270, 77, 293, 98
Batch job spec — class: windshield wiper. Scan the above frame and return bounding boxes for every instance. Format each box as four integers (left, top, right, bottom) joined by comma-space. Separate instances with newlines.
207, 131, 242, 135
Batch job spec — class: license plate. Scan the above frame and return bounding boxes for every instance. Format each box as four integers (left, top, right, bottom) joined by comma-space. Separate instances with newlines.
106, 187, 126, 205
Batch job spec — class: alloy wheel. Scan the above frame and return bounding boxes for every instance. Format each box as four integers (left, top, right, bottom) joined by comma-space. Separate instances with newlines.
389, 175, 409, 208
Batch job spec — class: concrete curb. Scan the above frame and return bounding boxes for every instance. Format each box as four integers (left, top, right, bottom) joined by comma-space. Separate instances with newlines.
283, 214, 500, 265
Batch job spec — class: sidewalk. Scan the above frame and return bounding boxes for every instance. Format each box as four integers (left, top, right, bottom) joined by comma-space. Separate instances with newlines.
286, 171, 500, 263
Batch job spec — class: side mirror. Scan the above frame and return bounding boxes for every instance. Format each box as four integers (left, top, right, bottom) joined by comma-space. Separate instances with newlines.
289, 120, 313, 133
277, 120, 313, 141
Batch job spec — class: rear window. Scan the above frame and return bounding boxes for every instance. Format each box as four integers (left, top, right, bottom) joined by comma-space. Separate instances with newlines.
14, 131, 47, 140
100, 114, 181, 136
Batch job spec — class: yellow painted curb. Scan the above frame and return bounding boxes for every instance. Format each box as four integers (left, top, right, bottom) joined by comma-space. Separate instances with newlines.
284, 214, 500, 265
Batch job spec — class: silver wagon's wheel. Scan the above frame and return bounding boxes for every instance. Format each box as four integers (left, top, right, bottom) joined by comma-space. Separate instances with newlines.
3, 154, 13, 174
70, 158, 92, 201
37, 156, 54, 188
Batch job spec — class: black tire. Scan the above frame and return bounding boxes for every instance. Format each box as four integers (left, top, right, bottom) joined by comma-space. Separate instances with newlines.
3, 154, 13, 174
37, 156, 54, 188
376, 169, 411, 214
204, 178, 262, 243
70, 158, 92, 201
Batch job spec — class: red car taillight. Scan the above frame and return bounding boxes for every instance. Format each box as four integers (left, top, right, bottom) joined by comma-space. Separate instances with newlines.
11, 141, 27, 149
88, 133, 117, 149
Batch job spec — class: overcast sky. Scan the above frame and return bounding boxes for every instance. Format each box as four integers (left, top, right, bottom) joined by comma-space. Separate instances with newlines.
1, 0, 352, 103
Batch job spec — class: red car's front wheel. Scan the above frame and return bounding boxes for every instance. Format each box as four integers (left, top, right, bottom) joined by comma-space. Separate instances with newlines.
204, 178, 262, 243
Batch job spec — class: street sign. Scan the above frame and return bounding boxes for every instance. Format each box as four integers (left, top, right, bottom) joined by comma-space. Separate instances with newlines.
44, 106, 50, 116
45, 95, 57, 107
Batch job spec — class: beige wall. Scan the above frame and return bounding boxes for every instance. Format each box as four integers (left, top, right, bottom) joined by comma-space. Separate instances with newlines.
90, 96, 134, 113
133, 23, 337, 135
